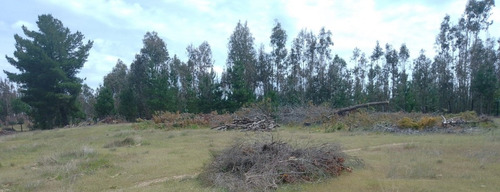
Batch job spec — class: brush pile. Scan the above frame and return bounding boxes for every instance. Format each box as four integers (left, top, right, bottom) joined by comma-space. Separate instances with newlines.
211, 116, 279, 132
0, 128, 16, 136
200, 138, 363, 191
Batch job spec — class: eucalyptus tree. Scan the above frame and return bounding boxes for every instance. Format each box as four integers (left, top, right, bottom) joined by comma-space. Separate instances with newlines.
129, 31, 170, 118
270, 20, 288, 93
224, 21, 257, 111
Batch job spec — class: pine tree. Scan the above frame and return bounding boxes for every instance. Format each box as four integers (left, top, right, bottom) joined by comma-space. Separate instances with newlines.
95, 86, 114, 119
4, 14, 93, 129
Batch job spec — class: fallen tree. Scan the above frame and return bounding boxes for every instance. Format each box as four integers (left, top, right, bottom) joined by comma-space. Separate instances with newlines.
440, 115, 491, 127
333, 101, 389, 116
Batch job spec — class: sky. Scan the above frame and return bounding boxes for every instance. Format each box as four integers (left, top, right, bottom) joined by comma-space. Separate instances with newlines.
1, 0, 499, 90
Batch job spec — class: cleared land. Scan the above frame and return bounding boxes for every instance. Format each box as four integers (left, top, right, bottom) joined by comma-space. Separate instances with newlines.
1, 120, 499, 191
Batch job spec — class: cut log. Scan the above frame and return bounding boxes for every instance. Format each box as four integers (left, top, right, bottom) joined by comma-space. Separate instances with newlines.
333, 101, 389, 116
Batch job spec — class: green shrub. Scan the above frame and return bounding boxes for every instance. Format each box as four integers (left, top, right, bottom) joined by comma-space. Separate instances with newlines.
397, 116, 440, 130
457, 111, 479, 121
397, 117, 419, 129
79, 158, 111, 174
418, 116, 440, 129
325, 122, 347, 133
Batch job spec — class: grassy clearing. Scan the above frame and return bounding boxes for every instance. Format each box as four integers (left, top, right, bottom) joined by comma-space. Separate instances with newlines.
1, 120, 499, 191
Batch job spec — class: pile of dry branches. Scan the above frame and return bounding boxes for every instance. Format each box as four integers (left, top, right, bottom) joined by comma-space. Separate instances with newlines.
211, 116, 279, 131
200, 138, 363, 191
0, 128, 16, 136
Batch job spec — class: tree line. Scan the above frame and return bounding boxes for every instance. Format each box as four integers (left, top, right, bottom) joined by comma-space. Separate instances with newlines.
2, 0, 499, 129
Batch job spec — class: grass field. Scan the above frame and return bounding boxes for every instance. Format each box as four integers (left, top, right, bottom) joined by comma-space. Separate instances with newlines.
1, 120, 499, 192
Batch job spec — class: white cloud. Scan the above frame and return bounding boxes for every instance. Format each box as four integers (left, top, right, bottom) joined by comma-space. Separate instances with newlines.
281, 0, 481, 60
0, 20, 7, 31
11, 20, 35, 30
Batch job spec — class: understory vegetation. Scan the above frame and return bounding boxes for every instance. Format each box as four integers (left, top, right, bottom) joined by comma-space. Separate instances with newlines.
132, 105, 493, 134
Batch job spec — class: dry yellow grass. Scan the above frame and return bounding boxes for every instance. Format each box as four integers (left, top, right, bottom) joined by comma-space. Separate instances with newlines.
0, 119, 499, 191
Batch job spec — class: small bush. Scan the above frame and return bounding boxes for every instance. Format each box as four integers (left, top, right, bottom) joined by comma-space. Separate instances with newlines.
397, 116, 440, 130
79, 158, 111, 174
325, 122, 347, 133
456, 111, 479, 121
418, 116, 439, 129
200, 138, 363, 191
103, 137, 136, 148
397, 117, 419, 129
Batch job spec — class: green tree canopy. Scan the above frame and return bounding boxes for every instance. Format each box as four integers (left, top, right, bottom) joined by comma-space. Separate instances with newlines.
95, 86, 114, 119
4, 14, 93, 129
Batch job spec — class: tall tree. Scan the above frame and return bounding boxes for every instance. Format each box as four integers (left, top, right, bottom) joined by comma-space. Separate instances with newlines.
103, 59, 128, 110
288, 30, 310, 104
284, 37, 303, 105
302, 30, 318, 103
412, 50, 436, 113
94, 86, 114, 119
256, 44, 272, 98
224, 21, 257, 110
0, 79, 17, 122
78, 84, 96, 120
395, 44, 411, 111
118, 87, 137, 121
351, 48, 368, 104
4, 14, 93, 129
168, 55, 182, 111
434, 15, 455, 112
367, 41, 384, 102
384, 44, 399, 100
452, 0, 495, 111
270, 20, 288, 93
470, 38, 497, 114
328, 55, 351, 107
177, 56, 197, 112
129, 31, 170, 118
186, 41, 217, 113
315, 28, 334, 104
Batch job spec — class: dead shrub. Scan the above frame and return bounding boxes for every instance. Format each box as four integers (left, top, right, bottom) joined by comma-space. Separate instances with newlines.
200, 137, 363, 191
276, 105, 332, 126
235, 107, 269, 120
152, 111, 233, 129
153, 111, 208, 128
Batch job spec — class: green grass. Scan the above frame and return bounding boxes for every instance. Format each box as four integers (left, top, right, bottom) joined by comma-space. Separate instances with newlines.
1, 121, 499, 191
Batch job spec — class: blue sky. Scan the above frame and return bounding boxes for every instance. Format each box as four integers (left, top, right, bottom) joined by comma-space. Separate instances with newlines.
1, 0, 499, 89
